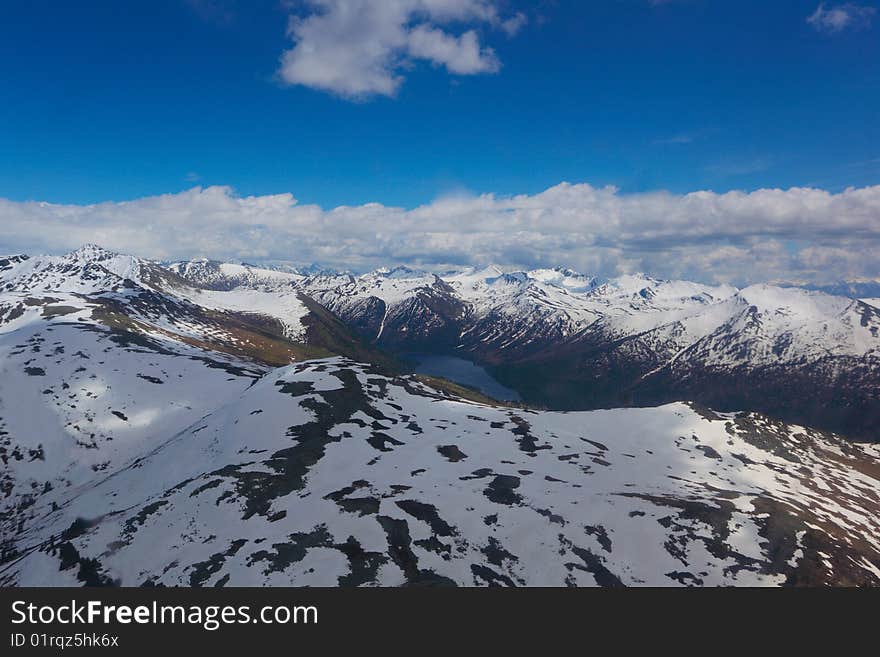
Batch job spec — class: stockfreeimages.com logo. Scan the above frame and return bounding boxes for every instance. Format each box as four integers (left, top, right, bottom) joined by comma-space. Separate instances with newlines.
11, 600, 317, 632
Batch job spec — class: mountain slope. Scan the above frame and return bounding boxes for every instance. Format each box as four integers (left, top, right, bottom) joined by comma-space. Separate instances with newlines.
171, 258, 880, 439
2, 357, 878, 587
0, 245, 398, 367
2, 249, 878, 586
626, 287, 880, 437
0, 246, 401, 543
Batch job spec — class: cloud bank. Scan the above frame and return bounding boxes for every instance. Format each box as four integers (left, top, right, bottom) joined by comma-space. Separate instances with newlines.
277, 0, 525, 99
2, 183, 879, 285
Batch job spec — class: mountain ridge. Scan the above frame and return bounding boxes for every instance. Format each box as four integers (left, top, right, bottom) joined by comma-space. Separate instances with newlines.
1, 246, 879, 586
154, 249, 879, 440
5, 245, 878, 439
4, 357, 879, 587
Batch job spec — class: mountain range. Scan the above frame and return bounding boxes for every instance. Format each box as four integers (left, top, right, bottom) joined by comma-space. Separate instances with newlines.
0, 245, 878, 586
169, 254, 880, 440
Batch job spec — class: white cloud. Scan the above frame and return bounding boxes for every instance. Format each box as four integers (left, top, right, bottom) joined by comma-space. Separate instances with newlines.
407, 26, 498, 74
807, 3, 876, 33
277, 0, 523, 99
2, 183, 879, 285
499, 12, 527, 36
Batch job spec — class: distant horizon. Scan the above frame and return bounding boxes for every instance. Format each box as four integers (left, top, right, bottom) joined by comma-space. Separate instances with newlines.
5, 239, 880, 294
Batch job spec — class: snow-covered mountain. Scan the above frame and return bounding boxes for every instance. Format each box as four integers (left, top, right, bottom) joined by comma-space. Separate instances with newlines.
0, 245, 399, 366
0, 244, 396, 541
1, 245, 306, 342
1, 246, 879, 586
3, 357, 879, 587
165, 258, 307, 292
296, 264, 878, 369
168, 257, 880, 440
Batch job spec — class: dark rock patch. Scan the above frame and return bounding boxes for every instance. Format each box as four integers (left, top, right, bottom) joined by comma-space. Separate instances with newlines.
437, 444, 467, 462
396, 500, 456, 537
484, 475, 522, 506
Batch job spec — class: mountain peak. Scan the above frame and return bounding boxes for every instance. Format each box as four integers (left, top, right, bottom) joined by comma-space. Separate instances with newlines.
487, 271, 529, 286
68, 243, 125, 263
527, 267, 598, 292
366, 265, 430, 281
0, 253, 30, 264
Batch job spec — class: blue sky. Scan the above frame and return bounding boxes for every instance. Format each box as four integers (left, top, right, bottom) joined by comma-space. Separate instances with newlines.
1, 0, 877, 208
1, 1, 878, 284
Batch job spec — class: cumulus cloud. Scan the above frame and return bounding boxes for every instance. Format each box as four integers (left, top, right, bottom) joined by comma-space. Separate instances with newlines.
2, 183, 879, 285
407, 26, 499, 74
807, 3, 876, 33
277, 0, 524, 99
